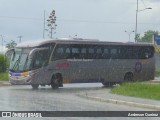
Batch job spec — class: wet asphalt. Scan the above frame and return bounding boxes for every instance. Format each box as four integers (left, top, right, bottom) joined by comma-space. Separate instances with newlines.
0, 83, 158, 120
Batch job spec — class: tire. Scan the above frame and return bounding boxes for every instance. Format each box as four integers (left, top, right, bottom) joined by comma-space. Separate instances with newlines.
51, 74, 63, 89
102, 82, 114, 87
31, 84, 39, 89
124, 72, 133, 82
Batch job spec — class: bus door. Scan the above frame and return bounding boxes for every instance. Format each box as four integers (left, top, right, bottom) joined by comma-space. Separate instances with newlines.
137, 46, 155, 80
31, 48, 51, 84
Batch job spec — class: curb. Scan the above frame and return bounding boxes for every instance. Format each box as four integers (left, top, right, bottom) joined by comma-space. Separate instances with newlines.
0, 81, 11, 86
77, 94, 160, 110
149, 80, 160, 84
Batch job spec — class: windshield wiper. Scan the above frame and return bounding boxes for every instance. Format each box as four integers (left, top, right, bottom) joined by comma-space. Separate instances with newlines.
11, 56, 21, 71
23, 55, 29, 71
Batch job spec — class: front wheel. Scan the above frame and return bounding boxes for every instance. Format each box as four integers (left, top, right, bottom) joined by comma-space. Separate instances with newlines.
31, 84, 39, 89
51, 74, 63, 89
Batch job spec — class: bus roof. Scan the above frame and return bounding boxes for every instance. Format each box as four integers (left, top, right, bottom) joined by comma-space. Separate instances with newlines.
16, 38, 154, 48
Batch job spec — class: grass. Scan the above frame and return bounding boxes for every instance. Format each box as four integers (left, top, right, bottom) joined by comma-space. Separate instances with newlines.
111, 82, 160, 100
0, 72, 9, 81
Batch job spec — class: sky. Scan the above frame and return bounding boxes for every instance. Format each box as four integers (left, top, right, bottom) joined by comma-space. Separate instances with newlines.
0, 0, 160, 52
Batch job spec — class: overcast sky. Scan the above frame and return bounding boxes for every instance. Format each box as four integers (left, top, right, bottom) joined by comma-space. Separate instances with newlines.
0, 0, 160, 50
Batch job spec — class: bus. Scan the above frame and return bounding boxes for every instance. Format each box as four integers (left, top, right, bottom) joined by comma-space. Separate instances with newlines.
6, 38, 155, 89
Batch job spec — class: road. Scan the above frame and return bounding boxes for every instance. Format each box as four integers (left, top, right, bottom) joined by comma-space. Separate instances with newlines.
0, 83, 157, 120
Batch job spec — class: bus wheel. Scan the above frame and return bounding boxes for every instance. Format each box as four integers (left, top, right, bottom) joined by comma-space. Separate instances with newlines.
102, 82, 114, 87
51, 74, 62, 89
31, 84, 39, 89
124, 72, 133, 82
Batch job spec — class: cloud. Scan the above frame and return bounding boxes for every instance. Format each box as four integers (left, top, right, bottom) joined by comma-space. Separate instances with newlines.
150, 0, 160, 3
0, 0, 159, 42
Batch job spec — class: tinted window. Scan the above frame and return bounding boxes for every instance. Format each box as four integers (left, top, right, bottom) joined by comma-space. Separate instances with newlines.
139, 46, 154, 59
102, 47, 110, 59
32, 49, 49, 69
52, 44, 154, 60
120, 46, 139, 59
110, 46, 120, 59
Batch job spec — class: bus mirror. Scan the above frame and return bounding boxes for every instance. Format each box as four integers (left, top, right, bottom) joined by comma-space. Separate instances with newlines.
5, 48, 15, 58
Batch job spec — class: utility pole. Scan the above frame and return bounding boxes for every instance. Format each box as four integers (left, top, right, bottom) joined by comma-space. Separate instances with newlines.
135, 0, 152, 42
18, 36, 22, 43
135, 0, 138, 42
43, 10, 46, 39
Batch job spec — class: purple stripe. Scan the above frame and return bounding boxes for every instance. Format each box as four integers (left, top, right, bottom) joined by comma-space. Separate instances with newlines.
10, 72, 21, 76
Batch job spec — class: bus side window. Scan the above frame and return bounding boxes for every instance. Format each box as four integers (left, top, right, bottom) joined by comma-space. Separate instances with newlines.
95, 47, 102, 59
72, 47, 80, 59
57, 47, 65, 59
110, 47, 118, 59
102, 47, 109, 59
52, 47, 64, 60
139, 47, 154, 59
88, 47, 95, 59
121, 46, 138, 59
33, 50, 49, 69
124, 47, 133, 59
81, 48, 87, 59
65, 47, 71, 59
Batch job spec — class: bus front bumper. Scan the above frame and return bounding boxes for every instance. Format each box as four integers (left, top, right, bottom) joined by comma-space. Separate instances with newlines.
9, 76, 32, 85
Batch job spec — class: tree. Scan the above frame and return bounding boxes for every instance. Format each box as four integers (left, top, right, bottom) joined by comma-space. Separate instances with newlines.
137, 30, 159, 43
6, 40, 17, 49
135, 33, 141, 42
0, 54, 7, 73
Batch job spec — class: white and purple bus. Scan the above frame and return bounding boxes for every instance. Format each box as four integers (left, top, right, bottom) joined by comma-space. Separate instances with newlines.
6, 38, 155, 89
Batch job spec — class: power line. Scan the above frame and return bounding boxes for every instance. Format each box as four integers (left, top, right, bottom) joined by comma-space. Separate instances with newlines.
0, 15, 41, 21
57, 19, 160, 25
0, 15, 159, 25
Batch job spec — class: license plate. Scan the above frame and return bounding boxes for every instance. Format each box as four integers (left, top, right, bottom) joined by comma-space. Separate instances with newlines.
12, 76, 24, 80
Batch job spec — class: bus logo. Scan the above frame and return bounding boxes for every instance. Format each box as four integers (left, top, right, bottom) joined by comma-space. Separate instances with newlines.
56, 61, 70, 69
135, 62, 142, 72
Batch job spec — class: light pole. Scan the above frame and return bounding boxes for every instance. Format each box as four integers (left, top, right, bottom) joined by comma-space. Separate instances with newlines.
125, 30, 134, 42
135, 0, 152, 42
18, 36, 22, 43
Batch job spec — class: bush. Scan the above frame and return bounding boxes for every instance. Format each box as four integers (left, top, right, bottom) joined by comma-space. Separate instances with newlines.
0, 54, 7, 73
0, 73, 8, 81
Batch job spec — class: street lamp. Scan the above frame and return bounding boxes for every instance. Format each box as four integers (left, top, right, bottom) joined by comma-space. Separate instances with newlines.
17, 36, 22, 43
125, 30, 134, 42
135, 0, 152, 42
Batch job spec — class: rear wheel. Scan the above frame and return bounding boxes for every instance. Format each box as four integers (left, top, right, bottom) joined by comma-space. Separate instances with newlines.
31, 84, 39, 89
102, 81, 115, 87
124, 72, 133, 82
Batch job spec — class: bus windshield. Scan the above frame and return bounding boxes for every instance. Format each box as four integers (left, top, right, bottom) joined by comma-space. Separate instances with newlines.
9, 48, 32, 72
